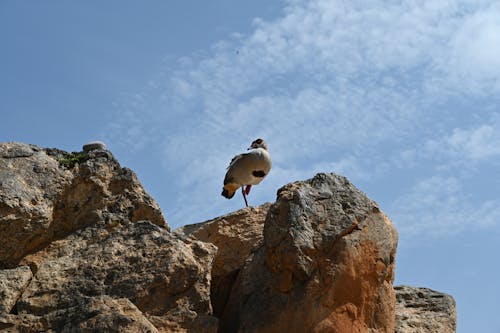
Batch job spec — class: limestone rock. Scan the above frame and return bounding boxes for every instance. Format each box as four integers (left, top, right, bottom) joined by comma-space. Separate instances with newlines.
0, 313, 48, 332
395, 285, 457, 333
175, 203, 271, 317
218, 173, 398, 333
15, 221, 216, 332
82, 141, 106, 152
0, 296, 159, 332
0, 266, 32, 314
0, 142, 167, 268
0, 143, 72, 268
54, 296, 158, 332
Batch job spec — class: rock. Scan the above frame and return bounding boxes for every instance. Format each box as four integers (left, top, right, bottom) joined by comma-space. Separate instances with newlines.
0, 141, 458, 332
175, 203, 271, 317
395, 285, 457, 333
218, 173, 398, 333
0, 143, 73, 268
0, 143, 39, 158
15, 221, 216, 332
0, 296, 159, 332
82, 141, 107, 152
0, 313, 48, 332
0, 142, 167, 268
0, 266, 32, 314
52, 296, 159, 332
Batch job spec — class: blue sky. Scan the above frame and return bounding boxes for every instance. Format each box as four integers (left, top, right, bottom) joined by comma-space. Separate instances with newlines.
2, 1, 500, 332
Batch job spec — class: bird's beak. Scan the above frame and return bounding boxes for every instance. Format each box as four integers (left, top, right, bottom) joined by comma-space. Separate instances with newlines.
247, 146, 252, 150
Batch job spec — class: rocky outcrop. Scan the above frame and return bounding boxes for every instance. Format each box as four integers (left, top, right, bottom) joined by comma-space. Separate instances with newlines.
15, 221, 217, 332
0, 142, 215, 332
216, 173, 398, 333
175, 203, 271, 317
395, 285, 457, 333
0, 142, 166, 268
0, 142, 457, 332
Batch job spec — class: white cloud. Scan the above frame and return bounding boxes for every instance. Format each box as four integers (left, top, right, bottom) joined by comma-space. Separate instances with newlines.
446, 125, 500, 159
389, 176, 500, 239
445, 3, 500, 93
106, 0, 500, 231
426, 113, 500, 162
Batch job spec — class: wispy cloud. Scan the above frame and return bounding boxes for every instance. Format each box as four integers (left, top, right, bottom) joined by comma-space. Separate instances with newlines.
444, 3, 500, 94
105, 0, 500, 233
426, 113, 500, 162
389, 176, 500, 239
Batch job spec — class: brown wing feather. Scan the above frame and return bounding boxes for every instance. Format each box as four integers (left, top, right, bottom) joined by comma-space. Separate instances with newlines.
224, 152, 249, 184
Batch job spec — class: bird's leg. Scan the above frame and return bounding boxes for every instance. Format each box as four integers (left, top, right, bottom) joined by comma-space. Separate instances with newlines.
245, 185, 252, 195
242, 187, 249, 207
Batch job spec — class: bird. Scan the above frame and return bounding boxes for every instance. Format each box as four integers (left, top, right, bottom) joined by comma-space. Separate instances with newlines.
221, 138, 272, 207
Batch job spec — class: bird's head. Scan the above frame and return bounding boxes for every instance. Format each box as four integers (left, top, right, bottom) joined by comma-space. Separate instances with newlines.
248, 138, 268, 150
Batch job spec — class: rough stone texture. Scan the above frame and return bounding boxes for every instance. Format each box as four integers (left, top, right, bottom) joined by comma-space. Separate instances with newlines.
15, 221, 217, 332
63, 296, 158, 333
175, 203, 271, 317
0, 313, 48, 332
0, 266, 32, 314
0, 142, 167, 268
0, 143, 72, 268
82, 140, 107, 152
0, 296, 158, 332
54, 296, 159, 332
395, 285, 457, 333
219, 173, 399, 333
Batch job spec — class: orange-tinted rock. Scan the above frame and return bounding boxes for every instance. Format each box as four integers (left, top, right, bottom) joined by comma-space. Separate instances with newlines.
219, 173, 398, 333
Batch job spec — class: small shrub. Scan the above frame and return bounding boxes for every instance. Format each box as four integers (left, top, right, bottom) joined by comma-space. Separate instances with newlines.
58, 151, 87, 168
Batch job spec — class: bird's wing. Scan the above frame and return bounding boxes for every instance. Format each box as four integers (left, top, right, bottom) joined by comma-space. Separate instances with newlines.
227, 153, 247, 170
224, 152, 259, 185
225, 150, 270, 183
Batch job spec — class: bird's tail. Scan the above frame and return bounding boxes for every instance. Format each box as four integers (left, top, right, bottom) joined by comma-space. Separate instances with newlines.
221, 183, 238, 199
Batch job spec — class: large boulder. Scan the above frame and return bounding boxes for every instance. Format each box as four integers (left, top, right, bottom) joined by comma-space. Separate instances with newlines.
0, 142, 218, 332
216, 173, 399, 332
2, 221, 217, 332
395, 285, 457, 333
0, 142, 167, 268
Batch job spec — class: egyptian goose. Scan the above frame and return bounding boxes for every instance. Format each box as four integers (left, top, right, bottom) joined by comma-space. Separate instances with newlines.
221, 138, 272, 207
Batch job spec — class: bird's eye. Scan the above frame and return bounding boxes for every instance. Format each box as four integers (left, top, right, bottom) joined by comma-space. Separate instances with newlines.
255, 139, 263, 144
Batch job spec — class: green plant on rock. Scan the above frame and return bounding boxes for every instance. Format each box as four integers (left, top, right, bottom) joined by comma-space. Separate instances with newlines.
58, 151, 87, 168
